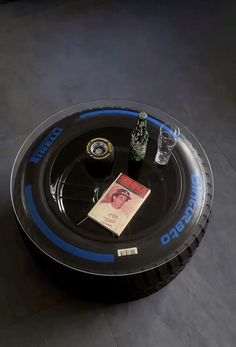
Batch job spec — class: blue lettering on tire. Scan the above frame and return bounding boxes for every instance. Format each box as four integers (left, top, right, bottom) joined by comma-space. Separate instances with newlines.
160, 175, 202, 246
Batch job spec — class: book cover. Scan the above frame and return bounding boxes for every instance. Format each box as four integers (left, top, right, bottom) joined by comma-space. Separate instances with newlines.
88, 173, 151, 236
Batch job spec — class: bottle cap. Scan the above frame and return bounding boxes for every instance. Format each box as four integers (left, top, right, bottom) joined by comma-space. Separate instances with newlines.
139, 112, 148, 120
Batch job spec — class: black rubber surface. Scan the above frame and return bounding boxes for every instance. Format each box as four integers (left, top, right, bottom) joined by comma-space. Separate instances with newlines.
11, 102, 213, 301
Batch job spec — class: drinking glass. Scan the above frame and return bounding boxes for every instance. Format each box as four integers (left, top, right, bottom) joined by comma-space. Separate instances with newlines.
154, 123, 180, 165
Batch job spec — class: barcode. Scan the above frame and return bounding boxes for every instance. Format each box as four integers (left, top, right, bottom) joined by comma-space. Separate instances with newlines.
117, 247, 138, 257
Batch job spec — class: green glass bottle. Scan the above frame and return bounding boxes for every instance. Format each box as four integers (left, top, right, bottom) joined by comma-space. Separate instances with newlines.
129, 112, 149, 161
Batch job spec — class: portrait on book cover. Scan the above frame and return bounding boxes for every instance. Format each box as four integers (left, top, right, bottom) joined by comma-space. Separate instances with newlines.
92, 185, 132, 232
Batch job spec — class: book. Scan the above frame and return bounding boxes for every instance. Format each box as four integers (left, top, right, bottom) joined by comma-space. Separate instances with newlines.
88, 173, 151, 236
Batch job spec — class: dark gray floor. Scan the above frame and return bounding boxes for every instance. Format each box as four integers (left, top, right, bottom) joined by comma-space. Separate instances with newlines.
0, 1, 236, 346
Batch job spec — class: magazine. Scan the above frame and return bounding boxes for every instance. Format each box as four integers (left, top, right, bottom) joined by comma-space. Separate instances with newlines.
88, 173, 151, 236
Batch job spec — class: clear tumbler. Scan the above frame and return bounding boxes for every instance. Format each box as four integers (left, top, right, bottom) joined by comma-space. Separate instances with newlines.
154, 123, 180, 165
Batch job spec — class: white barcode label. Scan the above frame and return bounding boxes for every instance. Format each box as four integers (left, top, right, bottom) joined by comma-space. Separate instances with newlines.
117, 247, 138, 257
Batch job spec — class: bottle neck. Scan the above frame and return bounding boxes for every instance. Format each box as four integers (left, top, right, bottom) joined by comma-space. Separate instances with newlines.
137, 119, 147, 128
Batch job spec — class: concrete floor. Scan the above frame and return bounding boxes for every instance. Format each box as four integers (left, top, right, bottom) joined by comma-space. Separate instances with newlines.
0, 0, 236, 346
